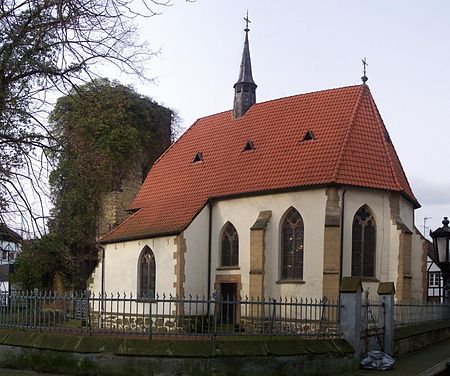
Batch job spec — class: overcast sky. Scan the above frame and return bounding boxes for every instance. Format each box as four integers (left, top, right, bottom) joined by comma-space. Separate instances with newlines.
113, 0, 450, 237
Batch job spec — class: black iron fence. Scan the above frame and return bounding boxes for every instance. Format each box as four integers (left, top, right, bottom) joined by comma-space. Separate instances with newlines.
0, 291, 341, 339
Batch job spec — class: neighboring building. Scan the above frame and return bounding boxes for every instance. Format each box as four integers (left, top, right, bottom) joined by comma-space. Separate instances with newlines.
426, 239, 444, 302
90, 23, 427, 303
0, 224, 22, 293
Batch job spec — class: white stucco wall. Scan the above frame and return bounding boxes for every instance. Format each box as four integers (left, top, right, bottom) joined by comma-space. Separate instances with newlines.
342, 188, 400, 298
210, 188, 327, 299
341, 188, 425, 301
92, 236, 177, 296
399, 196, 415, 232
183, 206, 210, 296
91, 186, 425, 303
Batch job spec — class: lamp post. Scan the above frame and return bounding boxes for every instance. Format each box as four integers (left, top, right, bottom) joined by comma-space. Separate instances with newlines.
430, 217, 450, 302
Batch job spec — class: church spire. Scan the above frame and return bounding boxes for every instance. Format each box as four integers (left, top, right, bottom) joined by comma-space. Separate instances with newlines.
233, 12, 257, 119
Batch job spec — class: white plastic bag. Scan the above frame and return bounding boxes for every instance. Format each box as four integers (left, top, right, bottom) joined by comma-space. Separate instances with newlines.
360, 350, 395, 371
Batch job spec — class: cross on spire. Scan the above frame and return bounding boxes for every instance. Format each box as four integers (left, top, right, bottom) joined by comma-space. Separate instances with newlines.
361, 57, 368, 84
244, 10, 251, 32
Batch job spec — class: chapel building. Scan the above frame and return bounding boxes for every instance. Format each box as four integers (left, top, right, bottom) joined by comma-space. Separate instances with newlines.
90, 23, 427, 303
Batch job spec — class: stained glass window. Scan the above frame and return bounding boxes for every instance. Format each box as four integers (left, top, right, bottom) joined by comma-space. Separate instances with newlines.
221, 223, 239, 266
281, 208, 304, 280
352, 206, 376, 277
139, 246, 156, 298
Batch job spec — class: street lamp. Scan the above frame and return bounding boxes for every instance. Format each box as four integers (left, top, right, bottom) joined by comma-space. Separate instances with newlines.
430, 217, 450, 302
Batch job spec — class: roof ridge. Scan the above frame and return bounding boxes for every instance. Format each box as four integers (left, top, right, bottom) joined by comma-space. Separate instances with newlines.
332, 84, 366, 181
365, 89, 403, 192
194, 84, 364, 123
367, 92, 419, 207
255, 84, 363, 107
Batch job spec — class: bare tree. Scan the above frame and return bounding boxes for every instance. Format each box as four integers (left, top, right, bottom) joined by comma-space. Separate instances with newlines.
0, 0, 190, 235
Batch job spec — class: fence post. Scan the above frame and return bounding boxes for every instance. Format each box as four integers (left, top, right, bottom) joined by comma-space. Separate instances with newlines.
148, 298, 152, 340
377, 282, 395, 356
339, 277, 362, 357
85, 290, 92, 336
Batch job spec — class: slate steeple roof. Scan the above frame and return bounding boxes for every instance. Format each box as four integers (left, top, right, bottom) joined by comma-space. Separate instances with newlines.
101, 84, 419, 243
235, 30, 256, 86
233, 21, 257, 119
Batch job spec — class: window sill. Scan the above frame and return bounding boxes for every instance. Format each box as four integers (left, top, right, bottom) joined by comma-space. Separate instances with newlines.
358, 277, 380, 282
216, 266, 240, 271
137, 297, 156, 302
276, 279, 305, 284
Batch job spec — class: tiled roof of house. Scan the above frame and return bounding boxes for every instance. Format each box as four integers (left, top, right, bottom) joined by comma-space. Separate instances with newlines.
101, 84, 419, 243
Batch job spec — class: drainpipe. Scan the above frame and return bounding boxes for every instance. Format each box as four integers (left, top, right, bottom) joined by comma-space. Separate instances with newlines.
99, 244, 105, 328
339, 189, 347, 284
337, 189, 347, 316
207, 199, 212, 299
100, 245, 105, 296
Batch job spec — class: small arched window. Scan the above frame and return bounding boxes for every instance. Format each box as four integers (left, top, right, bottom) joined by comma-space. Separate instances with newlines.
139, 246, 156, 298
220, 222, 239, 267
281, 208, 304, 280
351, 206, 376, 277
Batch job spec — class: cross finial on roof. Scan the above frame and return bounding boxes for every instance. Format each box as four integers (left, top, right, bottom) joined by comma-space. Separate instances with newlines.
361, 57, 368, 84
244, 10, 251, 32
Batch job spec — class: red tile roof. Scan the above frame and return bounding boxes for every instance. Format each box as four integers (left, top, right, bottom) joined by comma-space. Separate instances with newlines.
101, 84, 419, 243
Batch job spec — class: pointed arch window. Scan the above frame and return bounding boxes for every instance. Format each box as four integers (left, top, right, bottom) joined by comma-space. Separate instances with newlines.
221, 222, 239, 267
281, 208, 304, 280
352, 206, 376, 277
139, 246, 156, 298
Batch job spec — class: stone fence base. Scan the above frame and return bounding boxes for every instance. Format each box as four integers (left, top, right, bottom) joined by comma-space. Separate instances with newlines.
0, 329, 356, 376
395, 319, 450, 356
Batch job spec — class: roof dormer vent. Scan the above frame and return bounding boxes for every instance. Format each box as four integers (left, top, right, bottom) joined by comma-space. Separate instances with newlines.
192, 152, 203, 163
243, 140, 255, 152
301, 130, 315, 142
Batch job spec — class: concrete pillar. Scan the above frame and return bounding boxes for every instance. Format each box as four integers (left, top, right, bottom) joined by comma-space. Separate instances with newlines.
378, 282, 395, 356
339, 277, 362, 357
